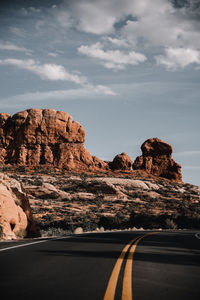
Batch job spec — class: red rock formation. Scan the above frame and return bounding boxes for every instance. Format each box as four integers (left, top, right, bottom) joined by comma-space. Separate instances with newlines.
133, 138, 182, 181
110, 152, 132, 171
0, 173, 39, 239
0, 109, 96, 170
92, 156, 109, 170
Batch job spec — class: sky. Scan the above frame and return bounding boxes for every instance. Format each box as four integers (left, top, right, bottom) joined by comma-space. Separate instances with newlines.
0, 0, 199, 185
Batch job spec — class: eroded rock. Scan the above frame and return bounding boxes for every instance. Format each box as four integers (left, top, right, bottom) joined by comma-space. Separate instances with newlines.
110, 152, 132, 171
0, 173, 38, 240
0, 109, 95, 170
133, 138, 182, 181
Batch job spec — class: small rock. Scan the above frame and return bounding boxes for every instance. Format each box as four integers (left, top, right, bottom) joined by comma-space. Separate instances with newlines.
110, 152, 132, 170
74, 227, 83, 234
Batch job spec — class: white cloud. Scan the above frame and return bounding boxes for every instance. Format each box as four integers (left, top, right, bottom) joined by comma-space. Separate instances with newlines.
0, 58, 116, 95
53, 0, 200, 71
78, 42, 146, 70
54, 0, 200, 47
90, 84, 117, 95
106, 37, 129, 47
53, 0, 123, 34
0, 89, 93, 105
48, 52, 59, 57
0, 58, 87, 83
155, 47, 200, 69
0, 87, 117, 108
0, 41, 29, 53
29, 7, 41, 13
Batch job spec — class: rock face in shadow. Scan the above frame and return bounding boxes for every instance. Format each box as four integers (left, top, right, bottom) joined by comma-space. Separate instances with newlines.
133, 138, 182, 181
110, 152, 132, 171
0, 173, 39, 240
0, 109, 97, 170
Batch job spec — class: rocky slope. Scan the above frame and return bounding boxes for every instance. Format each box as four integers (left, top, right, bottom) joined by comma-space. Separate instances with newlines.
7, 172, 199, 233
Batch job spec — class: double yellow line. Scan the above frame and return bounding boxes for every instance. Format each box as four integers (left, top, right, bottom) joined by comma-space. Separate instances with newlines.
103, 233, 156, 300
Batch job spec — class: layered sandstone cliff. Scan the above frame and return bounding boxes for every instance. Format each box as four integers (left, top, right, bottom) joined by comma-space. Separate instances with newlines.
133, 138, 182, 181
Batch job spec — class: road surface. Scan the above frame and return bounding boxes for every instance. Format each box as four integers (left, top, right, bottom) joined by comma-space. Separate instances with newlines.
0, 231, 199, 300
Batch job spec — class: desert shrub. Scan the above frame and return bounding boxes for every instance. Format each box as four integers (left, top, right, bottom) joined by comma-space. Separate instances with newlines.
98, 214, 128, 230
40, 227, 71, 237
1, 166, 9, 172
0, 225, 3, 239
165, 218, 177, 229
128, 211, 200, 229
15, 228, 27, 238
129, 212, 174, 229
16, 166, 28, 173
176, 215, 200, 229
82, 220, 98, 232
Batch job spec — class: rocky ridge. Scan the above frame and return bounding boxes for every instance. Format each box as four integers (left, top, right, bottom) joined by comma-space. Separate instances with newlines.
0, 109, 182, 182
10, 173, 199, 233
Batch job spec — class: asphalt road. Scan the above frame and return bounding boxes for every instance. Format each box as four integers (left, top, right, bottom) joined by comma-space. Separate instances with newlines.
0, 231, 199, 300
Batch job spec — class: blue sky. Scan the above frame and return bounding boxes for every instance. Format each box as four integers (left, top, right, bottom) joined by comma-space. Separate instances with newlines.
0, 0, 199, 185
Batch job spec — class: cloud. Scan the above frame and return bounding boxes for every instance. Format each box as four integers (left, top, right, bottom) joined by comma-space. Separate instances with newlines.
53, 0, 200, 71
0, 88, 117, 108
29, 7, 41, 13
91, 84, 117, 95
105, 37, 130, 47
48, 52, 59, 57
19, 7, 41, 16
78, 42, 146, 70
54, 0, 200, 47
0, 58, 88, 83
155, 47, 200, 69
0, 58, 116, 95
53, 0, 125, 34
0, 41, 30, 53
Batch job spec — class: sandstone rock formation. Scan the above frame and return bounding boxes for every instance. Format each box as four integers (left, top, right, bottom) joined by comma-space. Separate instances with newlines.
110, 152, 132, 171
0, 173, 38, 240
0, 109, 98, 170
133, 138, 182, 181
0, 109, 183, 181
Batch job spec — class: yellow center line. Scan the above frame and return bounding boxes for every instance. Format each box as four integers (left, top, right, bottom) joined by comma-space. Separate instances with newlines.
103, 236, 142, 300
122, 232, 158, 300
121, 237, 143, 300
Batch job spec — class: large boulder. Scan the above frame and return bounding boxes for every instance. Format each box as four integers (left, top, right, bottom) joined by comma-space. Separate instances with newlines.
0, 173, 38, 240
110, 152, 132, 171
0, 109, 94, 169
133, 138, 182, 181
